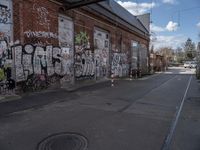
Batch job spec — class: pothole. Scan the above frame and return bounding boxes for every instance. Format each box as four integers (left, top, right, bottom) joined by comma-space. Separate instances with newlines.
37, 133, 88, 150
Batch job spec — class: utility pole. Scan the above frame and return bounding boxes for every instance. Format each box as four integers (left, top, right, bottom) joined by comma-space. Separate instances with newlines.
196, 42, 200, 79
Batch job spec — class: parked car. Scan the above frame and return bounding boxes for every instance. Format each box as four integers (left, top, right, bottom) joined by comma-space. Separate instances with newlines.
190, 62, 197, 68
184, 61, 197, 68
184, 61, 191, 68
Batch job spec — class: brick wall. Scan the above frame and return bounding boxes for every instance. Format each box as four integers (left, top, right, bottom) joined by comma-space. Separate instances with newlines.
8, 0, 150, 92
14, 0, 60, 46
13, 0, 149, 52
13, 0, 148, 50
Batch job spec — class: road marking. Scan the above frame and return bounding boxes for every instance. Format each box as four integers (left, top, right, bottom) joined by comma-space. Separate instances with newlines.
161, 75, 192, 150
118, 75, 177, 112
137, 73, 162, 80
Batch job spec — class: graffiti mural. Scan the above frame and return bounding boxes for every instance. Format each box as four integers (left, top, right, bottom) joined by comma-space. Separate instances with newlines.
0, 0, 12, 42
111, 53, 129, 77
94, 29, 110, 79
23, 3, 57, 47
12, 44, 73, 83
0, 0, 13, 94
33, 4, 50, 30
75, 31, 95, 80
0, 3, 11, 24
0, 40, 14, 93
75, 49, 95, 79
24, 30, 58, 39
58, 15, 74, 83
0, 40, 7, 68
10, 13, 75, 92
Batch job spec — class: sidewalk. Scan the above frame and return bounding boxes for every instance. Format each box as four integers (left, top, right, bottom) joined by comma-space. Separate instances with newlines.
0, 72, 160, 105
0, 78, 110, 102
0, 79, 111, 116
171, 77, 200, 150
0, 73, 159, 116
0, 93, 21, 104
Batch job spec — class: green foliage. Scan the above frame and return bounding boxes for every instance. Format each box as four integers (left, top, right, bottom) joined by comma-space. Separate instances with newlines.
0, 69, 5, 81
75, 31, 89, 45
176, 56, 184, 63
184, 38, 196, 60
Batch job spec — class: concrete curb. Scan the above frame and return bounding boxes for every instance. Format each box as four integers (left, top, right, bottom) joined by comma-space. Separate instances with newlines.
63, 73, 160, 92
0, 94, 21, 104
0, 73, 159, 104
61, 79, 111, 92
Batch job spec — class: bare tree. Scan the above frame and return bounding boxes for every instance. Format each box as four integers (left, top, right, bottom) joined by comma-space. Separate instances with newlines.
175, 47, 184, 63
158, 47, 174, 61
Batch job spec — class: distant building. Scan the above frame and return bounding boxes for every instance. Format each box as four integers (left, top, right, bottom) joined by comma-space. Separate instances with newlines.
150, 51, 167, 72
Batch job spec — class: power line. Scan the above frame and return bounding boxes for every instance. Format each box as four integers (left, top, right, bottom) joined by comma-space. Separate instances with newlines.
171, 6, 200, 27
178, 6, 200, 13
150, 0, 154, 24
135, 0, 139, 15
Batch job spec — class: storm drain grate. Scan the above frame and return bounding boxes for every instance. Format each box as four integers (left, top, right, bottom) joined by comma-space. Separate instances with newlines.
37, 133, 88, 150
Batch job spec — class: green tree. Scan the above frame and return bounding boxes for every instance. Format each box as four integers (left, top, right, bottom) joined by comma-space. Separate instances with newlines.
184, 38, 196, 60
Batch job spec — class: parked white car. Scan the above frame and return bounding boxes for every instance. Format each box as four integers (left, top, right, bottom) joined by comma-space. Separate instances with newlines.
190, 62, 197, 68
184, 61, 191, 68
184, 61, 197, 68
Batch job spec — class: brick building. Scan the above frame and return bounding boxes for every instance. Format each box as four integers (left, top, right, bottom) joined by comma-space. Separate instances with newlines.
0, 0, 150, 92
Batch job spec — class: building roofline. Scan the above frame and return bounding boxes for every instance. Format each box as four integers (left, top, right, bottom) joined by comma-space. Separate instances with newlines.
86, 1, 150, 37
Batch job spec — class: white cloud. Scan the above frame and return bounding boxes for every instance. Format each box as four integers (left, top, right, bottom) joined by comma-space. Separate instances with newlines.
166, 21, 178, 31
150, 24, 165, 32
150, 22, 179, 33
117, 1, 156, 16
151, 35, 186, 49
197, 22, 200, 28
162, 0, 177, 4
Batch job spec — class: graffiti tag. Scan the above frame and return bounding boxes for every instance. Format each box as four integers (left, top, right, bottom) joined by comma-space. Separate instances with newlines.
0, 4, 11, 24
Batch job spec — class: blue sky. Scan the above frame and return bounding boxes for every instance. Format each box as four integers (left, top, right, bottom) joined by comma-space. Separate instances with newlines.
116, 0, 200, 49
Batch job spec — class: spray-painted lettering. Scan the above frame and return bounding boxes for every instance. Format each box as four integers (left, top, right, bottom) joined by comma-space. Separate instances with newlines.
24, 30, 58, 39
12, 44, 73, 82
111, 53, 129, 77
0, 4, 11, 24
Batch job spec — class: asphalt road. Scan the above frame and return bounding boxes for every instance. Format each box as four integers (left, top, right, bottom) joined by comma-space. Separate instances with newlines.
0, 67, 199, 150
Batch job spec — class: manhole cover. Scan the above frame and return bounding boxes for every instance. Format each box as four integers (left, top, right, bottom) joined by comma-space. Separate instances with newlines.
37, 133, 88, 150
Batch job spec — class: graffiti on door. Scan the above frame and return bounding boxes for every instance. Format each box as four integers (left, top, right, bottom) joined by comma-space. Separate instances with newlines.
94, 29, 110, 78
75, 31, 95, 80
111, 53, 129, 77
58, 15, 74, 83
